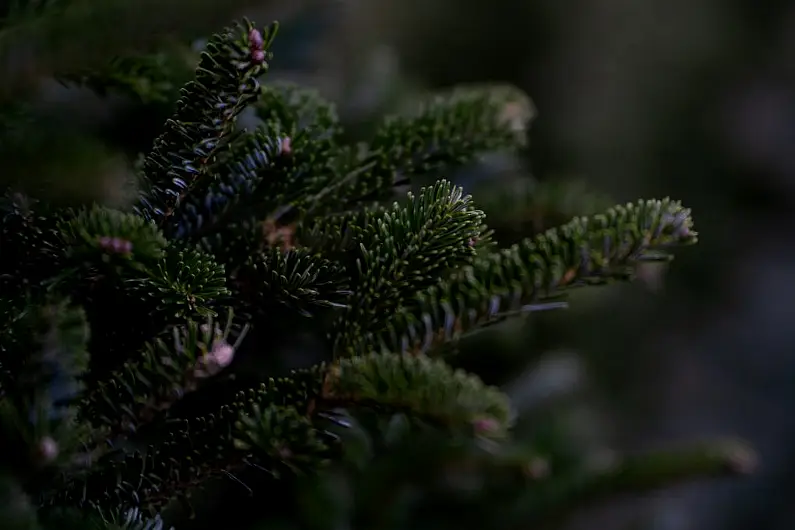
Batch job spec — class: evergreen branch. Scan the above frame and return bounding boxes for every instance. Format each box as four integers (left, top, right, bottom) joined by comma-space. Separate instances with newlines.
0, 291, 33, 384
0, 15, 748, 529
46, 367, 334, 514
134, 19, 277, 228
253, 83, 344, 211
0, 298, 89, 421
362, 198, 696, 355
98, 507, 172, 530
320, 353, 513, 440
177, 84, 342, 247
233, 404, 332, 478
507, 439, 756, 526
59, 205, 168, 269
56, 46, 196, 105
331, 180, 485, 356
171, 130, 286, 241
79, 313, 245, 441
195, 216, 268, 270
127, 245, 228, 320
0, 0, 288, 101
0, 191, 64, 298
333, 84, 533, 206
49, 352, 512, 512
37, 506, 172, 530
255, 82, 342, 146
296, 203, 384, 259
230, 247, 350, 318
0, 298, 90, 483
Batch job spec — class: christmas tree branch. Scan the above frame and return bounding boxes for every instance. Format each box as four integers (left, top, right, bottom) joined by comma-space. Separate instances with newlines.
330, 84, 533, 208
332, 180, 484, 356
78, 313, 246, 442
360, 198, 696, 355
48, 350, 513, 513
507, 439, 756, 526
230, 247, 350, 318
135, 19, 277, 228
0, 0, 287, 101
320, 353, 513, 439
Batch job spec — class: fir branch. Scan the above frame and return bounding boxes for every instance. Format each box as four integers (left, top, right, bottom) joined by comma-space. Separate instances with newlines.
0, 0, 291, 101
97, 507, 172, 530
59, 205, 168, 269
48, 351, 512, 512
331, 180, 484, 356
128, 245, 228, 320
233, 404, 332, 478
0, 15, 750, 530
177, 83, 342, 249
171, 130, 287, 241
46, 366, 335, 514
320, 353, 512, 440
296, 203, 383, 259
506, 439, 756, 526
78, 313, 246, 441
36, 505, 172, 530
0, 298, 90, 483
252, 83, 344, 210
330, 84, 533, 207
0, 298, 89, 423
56, 46, 196, 105
0, 191, 64, 298
361, 198, 696, 355
134, 19, 277, 228
255, 82, 342, 146
229, 247, 350, 318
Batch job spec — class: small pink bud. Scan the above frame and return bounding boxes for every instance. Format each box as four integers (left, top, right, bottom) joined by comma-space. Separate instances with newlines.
208, 339, 235, 368
37, 436, 59, 463
249, 28, 266, 64
472, 416, 500, 435
98, 236, 133, 254
192, 339, 236, 379
249, 28, 264, 50
251, 49, 266, 64
280, 137, 292, 155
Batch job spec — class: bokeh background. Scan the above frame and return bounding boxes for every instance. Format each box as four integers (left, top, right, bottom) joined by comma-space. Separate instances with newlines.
3, 0, 794, 528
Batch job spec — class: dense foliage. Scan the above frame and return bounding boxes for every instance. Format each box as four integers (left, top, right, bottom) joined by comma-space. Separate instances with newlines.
0, 19, 752, 530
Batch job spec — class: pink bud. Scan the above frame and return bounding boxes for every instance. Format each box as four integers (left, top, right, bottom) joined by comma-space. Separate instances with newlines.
208, 339, 235, 368
472, 416, 500, 434
38, 436, 59, 462
192, 339, 236, 379
249, 28, 264, 50
251, 49, 266, 64
98, 235, 133, 254
280, 137, 292, 155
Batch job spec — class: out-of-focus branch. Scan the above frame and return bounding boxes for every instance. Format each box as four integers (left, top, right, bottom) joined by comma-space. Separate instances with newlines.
506, 438, 757, 527
0, 0, 307, 101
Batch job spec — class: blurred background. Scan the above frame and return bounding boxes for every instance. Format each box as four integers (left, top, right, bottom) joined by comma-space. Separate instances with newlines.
2, 0, 794, 528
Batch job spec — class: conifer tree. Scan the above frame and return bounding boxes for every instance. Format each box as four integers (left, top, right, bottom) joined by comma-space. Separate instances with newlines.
0, 18, 754, 530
